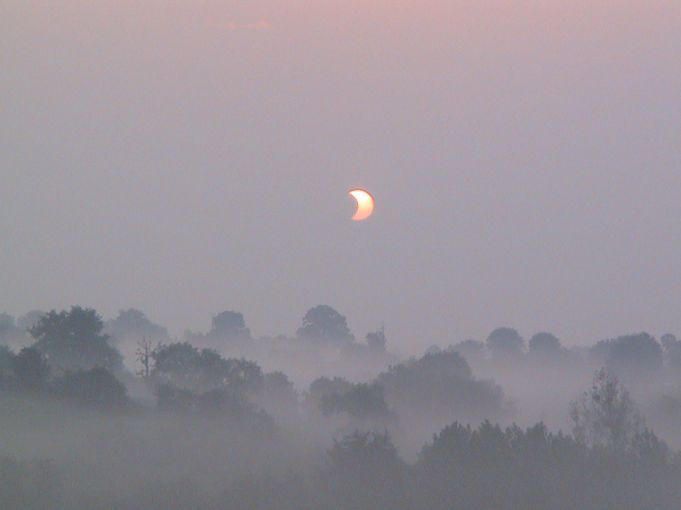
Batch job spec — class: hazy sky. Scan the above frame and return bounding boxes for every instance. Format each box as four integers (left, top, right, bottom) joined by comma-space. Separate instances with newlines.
2, 1, 681, 352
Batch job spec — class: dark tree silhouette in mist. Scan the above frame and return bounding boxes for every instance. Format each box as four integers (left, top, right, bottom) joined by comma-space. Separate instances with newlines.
105, 308, 169, 345
486, 327, 525, 361
449, 339, 485, 365
570, 368, 643, 450
366, 328, 387, 352
605, 333, 663, 382
53, 366, 129, 409
30, 307, 122, 372
297, 305, 355, 345
11, 347, 50, 392
152, 342, 263, 393
327, 431, 409, 510
376, 350, 505, 426
321, 383, 395, 425
527, 332, 571, 365
208, 311, 251, 342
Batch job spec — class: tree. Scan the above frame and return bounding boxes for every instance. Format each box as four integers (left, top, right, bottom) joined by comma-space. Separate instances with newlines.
660, 333, 678, 353
449, 339, 485, 363
321, 383, 394, 425
16, 310, 45, 333
30, 307, 123, 372
296, 305, 355, 345
365, 328, 387, 352
208, 311, 250, 342
105, 308, 168, 345
53, 366, 129, 409
661, 333, 681, 375
306, 376, 354, 410
605, 333, 663, 382
376, 350, 505, 428
527, 332, 568, 364
260, 371, 298, 409
11, 347, 50, 392
326, 431, 408, 510
151, 342, 264, 393
135, 337, 157, 379
570, 368, 643, 450
486, 327, 525, 361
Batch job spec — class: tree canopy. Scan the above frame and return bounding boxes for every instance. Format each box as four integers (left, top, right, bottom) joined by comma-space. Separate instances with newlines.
30, 307, 122, 372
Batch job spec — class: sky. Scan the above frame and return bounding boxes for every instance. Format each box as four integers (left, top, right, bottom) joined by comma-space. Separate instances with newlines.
2, 1, 681, 352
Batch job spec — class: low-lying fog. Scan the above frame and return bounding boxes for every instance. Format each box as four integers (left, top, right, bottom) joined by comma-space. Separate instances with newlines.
1, 306, 681, 509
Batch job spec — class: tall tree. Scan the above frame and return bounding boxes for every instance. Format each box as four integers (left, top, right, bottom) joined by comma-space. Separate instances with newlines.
297, 305, 355, 345
486, 327, 525, 361
30, 307, 123, 372
570, 368, 643, 450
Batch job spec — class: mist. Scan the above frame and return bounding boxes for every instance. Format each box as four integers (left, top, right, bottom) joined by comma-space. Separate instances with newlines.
2, 306, 681, 508
3, 1, 681, 508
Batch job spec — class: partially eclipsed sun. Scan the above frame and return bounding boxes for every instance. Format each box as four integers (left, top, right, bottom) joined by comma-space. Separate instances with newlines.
349, 188, 375, 221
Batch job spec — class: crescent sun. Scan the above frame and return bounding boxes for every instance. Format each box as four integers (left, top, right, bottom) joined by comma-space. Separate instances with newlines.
349, 188, 375, 221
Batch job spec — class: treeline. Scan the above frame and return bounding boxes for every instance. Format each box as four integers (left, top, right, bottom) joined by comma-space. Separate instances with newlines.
2, 306, 681, 509
4, 420, 679, 509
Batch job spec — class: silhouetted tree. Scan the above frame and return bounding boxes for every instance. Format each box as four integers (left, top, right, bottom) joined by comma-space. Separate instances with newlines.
30, 307, 123, 372
152, 342, 263, 393
208, 311, 251, 342
449, 339, 485, 363
570, 368, 643, 450
11, 347, 50, 392
660, 333, 678, 352
53, 366, 129, 409
527, 332, 570, 365
105, 308, 169, 345
256, 371, 298, 419
297, 305, 355, 345
327, 431, 408, 510
486, 327, 525, 361
16, 310, 45, 333
156, 383, 197, 411
661, 333, 681, 374
307, 376, 354, 410
135, 337, 157, 379
377, 350, 505, 427
365, 328, 387, 352
605, 333, 663, 382
321, 383, 395, 425
589, 338, 614, 365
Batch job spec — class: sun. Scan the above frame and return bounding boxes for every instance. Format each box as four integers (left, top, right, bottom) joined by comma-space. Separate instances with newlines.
349, 188, 375, 221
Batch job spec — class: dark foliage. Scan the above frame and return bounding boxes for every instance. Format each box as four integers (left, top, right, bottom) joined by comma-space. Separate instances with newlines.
486, 327, 525, 361
11, 347, 50, 392
151, 342, 263, 393
52, 366, 129, 409
105, 308, 169, 345
30, 307, 123, 372
297, 305, 355, 345
377, 350, 505, 424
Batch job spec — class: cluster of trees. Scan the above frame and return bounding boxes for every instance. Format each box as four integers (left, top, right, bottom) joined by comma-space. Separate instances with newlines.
447, 327, 678, 383
217, 369, 680, 510
2, 305, 681, 509
6, 367, 675, 510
